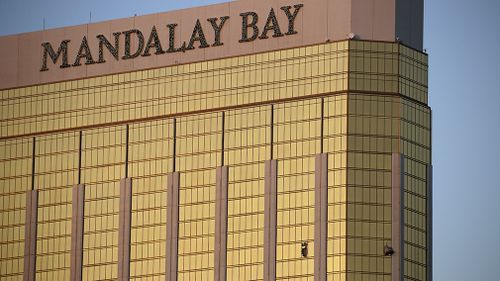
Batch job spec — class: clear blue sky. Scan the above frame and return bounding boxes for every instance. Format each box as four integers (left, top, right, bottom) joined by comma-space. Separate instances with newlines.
1, 0, 499, 280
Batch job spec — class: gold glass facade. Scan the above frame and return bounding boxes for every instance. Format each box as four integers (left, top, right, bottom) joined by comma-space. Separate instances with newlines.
0, 40, 430, 281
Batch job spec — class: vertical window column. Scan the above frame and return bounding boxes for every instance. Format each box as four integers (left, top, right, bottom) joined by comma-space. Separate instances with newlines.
264, 160, 277, 281
118, 178, 132, 281
166, 172, 180, 281
426, 164, 433, 281
314, 153, 328, 281
391, 153, 404, 281
23, 190, 38, 281
25, 138, 37, 281
214, 166, 229, 281
70, 184, 85, 281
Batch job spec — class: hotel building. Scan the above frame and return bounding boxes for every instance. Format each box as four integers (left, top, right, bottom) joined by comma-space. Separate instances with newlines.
0, 0, 431, 280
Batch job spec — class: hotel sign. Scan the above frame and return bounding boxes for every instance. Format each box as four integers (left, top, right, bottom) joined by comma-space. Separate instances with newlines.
40, 4, 303, 72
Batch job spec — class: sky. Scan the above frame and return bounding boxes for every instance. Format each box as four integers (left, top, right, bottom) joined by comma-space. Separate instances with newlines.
1, 0, 500, 280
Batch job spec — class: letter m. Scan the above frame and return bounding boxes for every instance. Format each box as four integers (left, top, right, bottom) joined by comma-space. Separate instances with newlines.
40, 40, 71, 71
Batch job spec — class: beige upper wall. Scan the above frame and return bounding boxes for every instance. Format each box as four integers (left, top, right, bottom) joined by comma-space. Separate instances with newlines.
0, 0, 422, 90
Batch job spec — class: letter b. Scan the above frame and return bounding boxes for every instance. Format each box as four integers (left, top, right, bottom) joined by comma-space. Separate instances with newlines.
239, 12, 259, 42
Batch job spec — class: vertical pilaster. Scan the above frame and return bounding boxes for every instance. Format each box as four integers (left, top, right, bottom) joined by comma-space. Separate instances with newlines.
392, 153, 404, 281
427, 164, 433, 281
23, 190, 38, 281
118, 178, 132, 281
314, 153, 328, 281
166, 172, 180, 281
70, 184, 85, 281
214, 166, 229, 281
264, 160, 277, 281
